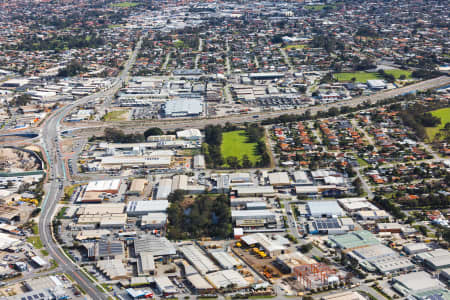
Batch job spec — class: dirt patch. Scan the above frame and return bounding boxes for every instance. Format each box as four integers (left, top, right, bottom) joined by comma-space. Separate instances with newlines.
0, 148, 41, 172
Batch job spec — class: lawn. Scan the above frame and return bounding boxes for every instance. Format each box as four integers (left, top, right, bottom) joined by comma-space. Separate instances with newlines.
384, 69, 412, 79
334, 72, 381, 83
27, 236, 43, 249
304, 4, 326, 10
221, 130, 261, 166
111, 2, 138, 8
102, 110, 128, 121
334, 69, 412, 83
425, 107, 450, 140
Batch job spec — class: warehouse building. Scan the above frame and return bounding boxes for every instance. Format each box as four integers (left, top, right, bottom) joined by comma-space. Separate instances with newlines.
328, 231, 379, 250
177, 128, 202, 140
231, 210, 276, 228
140, 213, 167, 229
128, 179, 148, 195
137, 252, 155, 276
100, 156, 172, 170
355, 210, 390, 221
240, 233, 287, 257
376, 223, 404, 233
156, 179, 173, 200
391, 271, 448, 298
126, 200, 169, 216
307, 201, 344, 218
96, 240, 124, 260
134, 236, 176, 257
233, 186, 275, 197
350, 244, 414, 274
179, 244, 220, 275
416, 249, 450, 271
308, 218, 354, 235
205, 270, 249, 289
97, 259, 128, 280
403, 243, 430, 255
186, 274, 214, 294
275, 252, 316, 273
193, 155, 206, 169
77, 214, 127, 229
172, 174, 204, 194
268, 172, 291, 187
76, 203, 125, 216
86, 179, 121, 194
292, 170, 313, 186
209, 251, 241, 269
154, 276, 178, 296
164, 99, 203, 118
337, 198, 377, 212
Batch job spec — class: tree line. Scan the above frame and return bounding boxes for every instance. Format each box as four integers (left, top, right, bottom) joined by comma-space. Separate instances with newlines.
167, 191, 232, 240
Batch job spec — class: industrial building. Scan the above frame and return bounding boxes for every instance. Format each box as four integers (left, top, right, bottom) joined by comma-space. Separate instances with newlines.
126, 200, 169, 216
233, 186, 275, 197
140, 213, 167, 229
205, 270, 249, 289
86, 179, 121, 194
193, 154, 206, 169
156, 179, 173, 200
307, 201, 344, 218
403, 243, 430, 255
96, 240, 124, 260
275, 252, 316, 273
209, 251, 241, 269
134, 236, 176, 257
137, 252, 155, 276
179, 244, 220, 275
350, 244, 414, 274
416, 249, 450, 271
267, 172, 291, 187
308, 218, 354, 235
97, 259, 128, 280
391, 271, 449, 298
128, 179, 148, 195
292, 170, 313, 186
231, 210, 276, 228
164, 99, 203, 117
186, 274, 214, 294
328, 231, 380, 250
240, 233, 287, 257
154, 276, 178, 296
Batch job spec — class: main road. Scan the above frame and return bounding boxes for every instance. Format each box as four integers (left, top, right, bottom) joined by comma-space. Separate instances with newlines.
38, 35, 144, 300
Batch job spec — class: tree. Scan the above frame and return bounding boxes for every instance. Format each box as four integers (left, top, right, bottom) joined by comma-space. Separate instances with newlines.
242, 155, 252, 168
299, 243, 313, 253
144, 127, 163, 138
226, 156, 240, 169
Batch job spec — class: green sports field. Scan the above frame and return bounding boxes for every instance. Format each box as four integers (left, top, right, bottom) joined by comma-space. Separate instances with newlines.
221, 130, 260, 165
333, 72, 381, 83
425, 107, 450, 140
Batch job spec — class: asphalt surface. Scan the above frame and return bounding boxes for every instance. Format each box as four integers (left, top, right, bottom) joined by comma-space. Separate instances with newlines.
37, 36, 144, 300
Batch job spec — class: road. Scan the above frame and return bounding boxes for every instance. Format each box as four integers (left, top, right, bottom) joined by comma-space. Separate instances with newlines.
64, 75, 450, 135
37, 36, 144, 300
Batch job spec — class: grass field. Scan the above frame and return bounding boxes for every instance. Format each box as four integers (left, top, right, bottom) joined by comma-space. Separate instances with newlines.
102, 110, 128, 121
111, 2, 138, 8
334, 69, 412, 83
305, 4, 329, 10
384, 69, 412, 79
221, 130, 261, 166
334, 72, 381, 83
27, 236, 43, 249
425, 107, 450, 140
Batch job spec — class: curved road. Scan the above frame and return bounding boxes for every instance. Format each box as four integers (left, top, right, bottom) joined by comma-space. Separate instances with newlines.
38, 36, 144, 300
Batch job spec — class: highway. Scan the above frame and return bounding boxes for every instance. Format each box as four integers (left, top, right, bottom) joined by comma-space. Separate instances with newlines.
37, 36, 144, 300
64, 75, 450, 135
